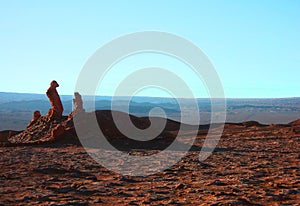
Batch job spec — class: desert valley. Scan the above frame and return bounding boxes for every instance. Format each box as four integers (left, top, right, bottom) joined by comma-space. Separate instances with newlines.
0, 88, 299, 205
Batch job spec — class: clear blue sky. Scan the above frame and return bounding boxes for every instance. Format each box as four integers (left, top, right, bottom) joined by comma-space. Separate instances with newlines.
0, 1, 299, 98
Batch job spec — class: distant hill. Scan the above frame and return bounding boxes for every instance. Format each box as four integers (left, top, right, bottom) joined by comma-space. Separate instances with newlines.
0, 92, 300, 130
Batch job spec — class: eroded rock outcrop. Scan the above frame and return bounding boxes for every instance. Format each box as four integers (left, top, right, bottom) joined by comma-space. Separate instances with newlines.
68, 92, 85, 119
26, 110, 41, 128
7, 81, 81, 145
3, 80, 300, 147
46, 80, 64, 120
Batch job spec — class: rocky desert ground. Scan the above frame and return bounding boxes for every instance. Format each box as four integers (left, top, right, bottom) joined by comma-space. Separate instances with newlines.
0, 120, 299, 205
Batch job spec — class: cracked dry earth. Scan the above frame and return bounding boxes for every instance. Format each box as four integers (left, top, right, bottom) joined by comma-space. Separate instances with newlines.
0, 131, 299, 205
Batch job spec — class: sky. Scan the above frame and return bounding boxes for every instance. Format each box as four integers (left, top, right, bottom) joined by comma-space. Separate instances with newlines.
0, 0, 299, 98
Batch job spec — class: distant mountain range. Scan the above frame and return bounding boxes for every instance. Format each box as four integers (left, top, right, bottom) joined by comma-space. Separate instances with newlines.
0, 92, 300, 130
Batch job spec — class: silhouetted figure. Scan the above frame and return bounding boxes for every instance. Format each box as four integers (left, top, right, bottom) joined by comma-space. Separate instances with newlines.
46, 80, 64, 120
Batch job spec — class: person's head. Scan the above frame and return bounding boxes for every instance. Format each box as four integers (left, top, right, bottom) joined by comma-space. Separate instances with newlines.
50, 80, 59, 88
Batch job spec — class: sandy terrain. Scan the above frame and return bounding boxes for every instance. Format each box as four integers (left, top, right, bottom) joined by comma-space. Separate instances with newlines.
0, 123, 299, 205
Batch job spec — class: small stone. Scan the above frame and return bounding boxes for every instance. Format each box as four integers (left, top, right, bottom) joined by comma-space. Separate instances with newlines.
175, 183, 185, 189
210, 180, 227, 186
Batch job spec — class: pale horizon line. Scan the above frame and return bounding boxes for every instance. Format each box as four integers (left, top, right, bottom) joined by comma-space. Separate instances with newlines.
0, 91, 299, 100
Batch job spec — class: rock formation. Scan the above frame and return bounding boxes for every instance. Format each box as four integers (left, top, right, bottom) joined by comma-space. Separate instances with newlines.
6, 81, 80, 145
26, 110, 41, 128
68, 92, 85, 119
3, 80, 300, 148
73, 92, 84, 112
46, 80, 64, 120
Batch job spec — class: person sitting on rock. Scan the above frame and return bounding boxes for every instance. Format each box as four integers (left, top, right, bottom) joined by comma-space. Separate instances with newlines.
46, 80, 64, 120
